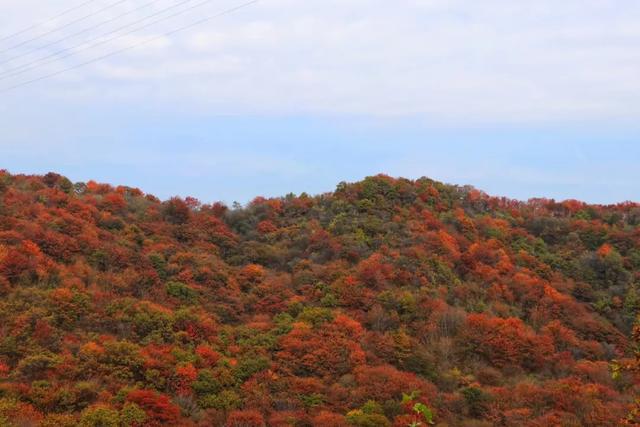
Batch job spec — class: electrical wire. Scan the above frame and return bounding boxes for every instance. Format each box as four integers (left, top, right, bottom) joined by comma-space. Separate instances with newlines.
0, 0, 132, 55
0, 0, 159, 66
0, 0, 259, 94
0, 0, 99, 44
0, 0, 200, 80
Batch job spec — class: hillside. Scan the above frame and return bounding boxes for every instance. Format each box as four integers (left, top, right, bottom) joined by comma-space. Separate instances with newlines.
0, 170, 638, 426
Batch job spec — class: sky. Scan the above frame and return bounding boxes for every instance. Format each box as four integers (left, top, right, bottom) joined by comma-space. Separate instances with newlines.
0, 0, 639, 204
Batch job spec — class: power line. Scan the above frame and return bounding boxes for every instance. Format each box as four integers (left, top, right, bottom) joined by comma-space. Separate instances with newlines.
0, 0, 259, 94
0, 0, 131, 55
0, 0, 159, 66
0, 0, 199, 80
0, 0, 100, 44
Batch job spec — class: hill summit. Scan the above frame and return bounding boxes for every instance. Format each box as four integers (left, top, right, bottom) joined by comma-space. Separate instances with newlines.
0, 170, 638, 426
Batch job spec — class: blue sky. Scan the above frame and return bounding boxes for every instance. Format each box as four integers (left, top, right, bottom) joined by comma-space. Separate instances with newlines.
3, 105, 639, 204
1, 0, 639, 204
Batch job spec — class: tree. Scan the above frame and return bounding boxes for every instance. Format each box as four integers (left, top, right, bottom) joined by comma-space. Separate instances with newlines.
461, 314, 553, 370
79, 405, 120, 427
162, 197, 191, 224
277, 315, 365, 378
126, 389, 180, 426
226, 409, 266, 427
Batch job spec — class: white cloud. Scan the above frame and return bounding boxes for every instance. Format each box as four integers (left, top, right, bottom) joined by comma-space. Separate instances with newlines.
1, 0, 640, 122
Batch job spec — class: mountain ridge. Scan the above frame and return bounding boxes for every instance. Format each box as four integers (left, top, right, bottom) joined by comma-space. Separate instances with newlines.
0, 170, 638, 426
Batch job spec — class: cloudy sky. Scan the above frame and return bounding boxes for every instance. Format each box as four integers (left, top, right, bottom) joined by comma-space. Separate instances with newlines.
1, 0, 639, 203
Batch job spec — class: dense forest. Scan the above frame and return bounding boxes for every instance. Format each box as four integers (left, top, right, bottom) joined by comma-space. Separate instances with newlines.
0, 170, 638, 426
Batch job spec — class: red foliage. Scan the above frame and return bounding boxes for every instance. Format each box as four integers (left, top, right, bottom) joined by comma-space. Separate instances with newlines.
311, 411, 348, 426
597, 243, 614, 257
141, 344, 176, 372
257, 220, 278, 234
195, 344, 221, 368
357, 253, 395, 288
352, 365, 437, 403
126, 389, 181, 426
163, 197, 191, 224
241, 264, 266, 283
174, 363, 197, 395
278, 316, 365, 378
102, 193, 127, 212
226, 409, 266, 427
0, 362, 9, 378
462, 314, 553, 370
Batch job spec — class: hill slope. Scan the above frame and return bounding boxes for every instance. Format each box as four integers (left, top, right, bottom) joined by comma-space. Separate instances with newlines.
0, 170, 638, 426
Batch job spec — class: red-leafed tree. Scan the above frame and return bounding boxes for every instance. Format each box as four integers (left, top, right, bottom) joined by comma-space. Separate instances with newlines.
126, 389, 180, 426
226, 409, 266, 427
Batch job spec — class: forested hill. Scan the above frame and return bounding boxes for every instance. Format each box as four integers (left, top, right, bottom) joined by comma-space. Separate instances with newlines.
0, 170, 638, 426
